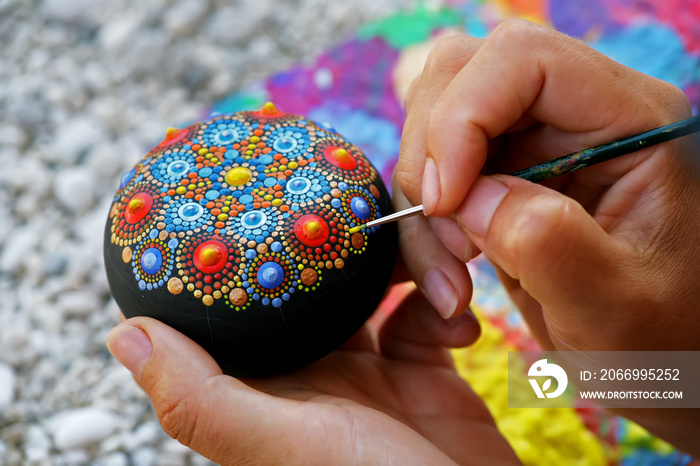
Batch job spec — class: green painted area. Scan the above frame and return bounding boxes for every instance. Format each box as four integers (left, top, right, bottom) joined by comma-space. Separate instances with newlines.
212, 89, 268, 114
358, 4, 461, 49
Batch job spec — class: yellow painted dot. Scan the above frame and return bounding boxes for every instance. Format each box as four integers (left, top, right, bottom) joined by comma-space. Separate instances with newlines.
272, 199, 282, 206
279, 165, 286, 171
176, 186, 186, 194
263, 194, 273, 201
218, 213, 228, 221
250, 136, 260, 143
246, 150, 253, 156
225, 167, 252, 186
288, 161, 298, 169
187, 183, 196, 190
222, 206, 229, 213
198, 148, 209, 155
197, 182, 205, 188
270, 167, 278, 173
247, 144, 256, 150
334, 148, 351, 162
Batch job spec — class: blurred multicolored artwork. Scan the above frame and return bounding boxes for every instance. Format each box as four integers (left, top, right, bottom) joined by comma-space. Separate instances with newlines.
208, 1, 700, 464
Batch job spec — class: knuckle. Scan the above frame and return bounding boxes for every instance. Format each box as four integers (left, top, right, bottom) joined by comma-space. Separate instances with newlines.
501, 193, 576, 265
489, 19, 547, 48
152, 382, 199, 446
423, 34, 473, 75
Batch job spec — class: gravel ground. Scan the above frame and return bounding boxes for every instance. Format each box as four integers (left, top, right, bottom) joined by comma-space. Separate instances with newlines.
0, 0, 418, 464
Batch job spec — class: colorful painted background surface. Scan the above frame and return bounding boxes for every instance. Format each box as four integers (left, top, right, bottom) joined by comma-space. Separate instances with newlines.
211, 1, 700, 465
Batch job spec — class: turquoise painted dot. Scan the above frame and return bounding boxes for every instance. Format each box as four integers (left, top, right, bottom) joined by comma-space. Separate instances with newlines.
199, 167, 213, 177
205, 190, 220, 200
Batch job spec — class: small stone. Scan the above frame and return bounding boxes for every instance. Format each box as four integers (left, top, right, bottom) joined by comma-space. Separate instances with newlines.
0, 224, 39, 274
132, 447, 157, 466
53, 168, 96, 212
57, 290, 102, 318
94, 451, 129, 466
49, 117, 108, 165
0, 363, 16, 407
165, 0, 209, 37
50, 408, 119, 450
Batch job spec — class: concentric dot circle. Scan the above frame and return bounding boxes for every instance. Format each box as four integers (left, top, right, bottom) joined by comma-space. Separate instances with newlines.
286, 176, 311, 195
241, 210, 267, 229
273, 135, 298, 153
294, 214, 330, 247
214, 128, 239, 145
350, 196, 371, 220
257, 262, 285, 289
140, 248, 163, 275
177, 202, 204, 222
167, 160, 190, 177
193, 240, 229, 274
324, 146, 357, 170
124, 192, 154, 224
225, 166, 252, 186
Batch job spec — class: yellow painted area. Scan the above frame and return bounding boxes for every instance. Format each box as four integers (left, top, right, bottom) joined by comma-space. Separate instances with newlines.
451, 308, 607, 466
225, 166, 252, 186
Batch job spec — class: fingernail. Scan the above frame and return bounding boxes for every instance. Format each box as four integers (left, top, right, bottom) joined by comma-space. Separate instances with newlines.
422, 158, 440, 215
446, 307, 478, 328
455, 177, 510, 236
421, 268, 458, 319
106, 324, 152, 379
428, 216, 472, 262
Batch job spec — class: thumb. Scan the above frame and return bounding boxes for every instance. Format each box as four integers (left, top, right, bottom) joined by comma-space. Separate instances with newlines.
106, 317, 301, 464
453, 176, 629, 344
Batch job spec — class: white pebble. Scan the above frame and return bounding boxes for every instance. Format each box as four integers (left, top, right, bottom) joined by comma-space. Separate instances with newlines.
50, 408, 120, 450
57, 290, 102, 318
95, 451, 129, 466
53, 167, 96, 212
0, 363, 17, 407
0, 224, 39, 274
132, 447, 157, 466
49, 117, 108, 165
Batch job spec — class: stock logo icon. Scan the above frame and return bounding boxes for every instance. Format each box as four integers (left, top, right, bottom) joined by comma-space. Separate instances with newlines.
528, 358, 568, 398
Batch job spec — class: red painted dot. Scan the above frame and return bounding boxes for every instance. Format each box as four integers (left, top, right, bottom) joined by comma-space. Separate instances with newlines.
124, 192, 153, 224
294, 215, 329, 247
323, 145, 357, 170
193, 240, 229, 274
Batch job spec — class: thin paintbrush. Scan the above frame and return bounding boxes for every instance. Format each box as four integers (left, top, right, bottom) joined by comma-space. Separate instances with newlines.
349, 115, 700, 234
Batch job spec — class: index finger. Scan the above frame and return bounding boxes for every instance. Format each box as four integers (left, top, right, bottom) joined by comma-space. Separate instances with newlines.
421, 19, 680, 216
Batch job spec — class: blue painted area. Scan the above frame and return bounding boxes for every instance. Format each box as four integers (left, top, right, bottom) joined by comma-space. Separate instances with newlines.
591, 23, 700, 90
141, 248, 162, 275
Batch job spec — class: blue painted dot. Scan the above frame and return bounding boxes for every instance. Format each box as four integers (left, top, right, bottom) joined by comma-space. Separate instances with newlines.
139, 280, 146, 290
245, 249, 257, 260
119, 168, 137, 190
272, 298, 283, 308
257, 262, 284, 289
141, 248, 163, 275
273, 136, 297, 153
205, 190, 220, 200
262, 297, 271, 306
167, 160, 190, 177
259, 154, 273, 164
271, 241, 282, 253
241, 210, 267, 229
287, 177, 311, 195
331, 198, 341, 208
178, 202, 204, 221
350, 196, 371, 220
168, 238, 178, 249
149, 229, 158, 239
338, 182, 348, 191
240, 194, 253, 204
264, 177, 277, 187
199, 167, 213, 177
282, 293, 290, 301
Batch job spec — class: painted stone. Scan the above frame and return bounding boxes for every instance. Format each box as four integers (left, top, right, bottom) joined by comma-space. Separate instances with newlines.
104, 103, 397, 377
